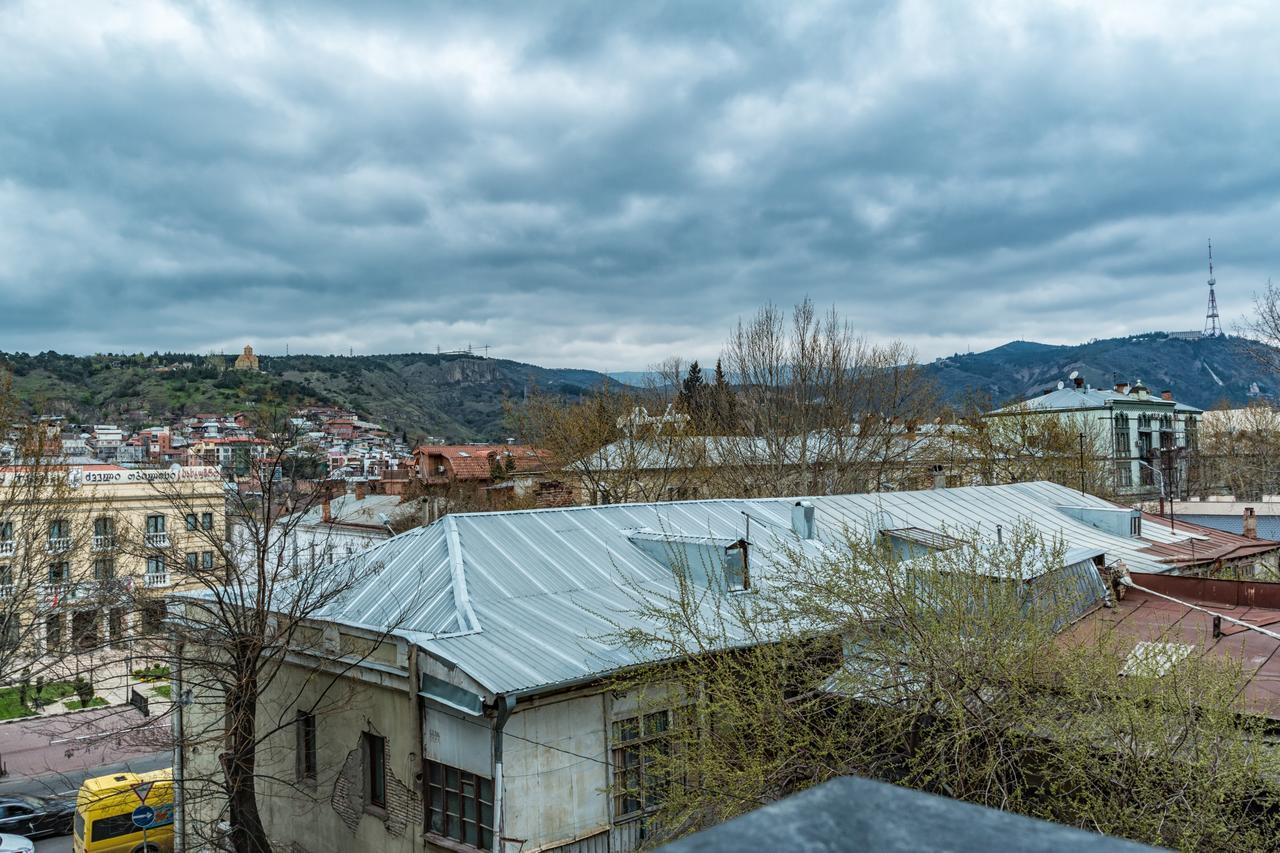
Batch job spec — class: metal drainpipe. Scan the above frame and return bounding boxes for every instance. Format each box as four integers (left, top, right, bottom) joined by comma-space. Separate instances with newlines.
492, 695, 516, 853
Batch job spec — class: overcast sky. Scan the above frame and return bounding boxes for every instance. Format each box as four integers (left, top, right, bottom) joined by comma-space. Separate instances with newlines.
2, 1, 1276, 370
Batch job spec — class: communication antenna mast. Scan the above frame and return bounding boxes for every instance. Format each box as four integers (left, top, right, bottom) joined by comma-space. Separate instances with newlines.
1204, 238, 1222, 337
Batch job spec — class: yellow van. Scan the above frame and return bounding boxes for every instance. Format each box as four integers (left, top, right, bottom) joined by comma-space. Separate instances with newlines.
72, 767, 173, 853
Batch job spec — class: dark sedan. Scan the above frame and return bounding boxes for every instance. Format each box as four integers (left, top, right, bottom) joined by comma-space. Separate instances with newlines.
0, 795, 75, 839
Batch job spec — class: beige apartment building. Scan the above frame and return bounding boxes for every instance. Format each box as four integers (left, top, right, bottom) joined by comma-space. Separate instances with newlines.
0, 462, 226, 662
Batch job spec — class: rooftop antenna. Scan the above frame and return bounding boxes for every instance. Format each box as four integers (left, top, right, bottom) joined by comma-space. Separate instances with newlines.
1204, 238, 1222, 337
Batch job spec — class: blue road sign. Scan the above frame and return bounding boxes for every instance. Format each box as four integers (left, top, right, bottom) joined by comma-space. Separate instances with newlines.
132, 804, 155, 829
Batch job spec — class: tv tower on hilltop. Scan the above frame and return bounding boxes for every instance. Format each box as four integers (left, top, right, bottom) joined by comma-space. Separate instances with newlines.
1203, 238, 1222, 338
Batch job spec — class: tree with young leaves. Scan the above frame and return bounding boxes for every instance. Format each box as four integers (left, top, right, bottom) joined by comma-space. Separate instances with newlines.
610, 523, 1280, 851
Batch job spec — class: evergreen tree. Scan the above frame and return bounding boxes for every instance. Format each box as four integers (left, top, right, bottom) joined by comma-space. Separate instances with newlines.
679, 361, 705, 428
712, 358, 736, 433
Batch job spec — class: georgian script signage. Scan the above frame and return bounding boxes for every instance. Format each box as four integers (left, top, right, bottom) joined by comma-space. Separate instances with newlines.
0, 465, 223, 487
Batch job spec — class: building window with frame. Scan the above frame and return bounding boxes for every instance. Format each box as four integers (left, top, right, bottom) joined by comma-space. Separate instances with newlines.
362, 732, 386, 810
1114, 462, 1132, 489
108, 609, 124, 644
185, 552, 198, 572
1112, 413, 1130, 457
146, 514, 166, 534
202, 551, 215, 570
48, 561, 68, 585
45, 613, 63, 650
185, 513, 198, 531
426, 762, 494, 849
93, 558, 114, 581
141, 601, 167, 634
202, 512, 215, 531
296, 710, 317, 782
0, 520, 12, 543
612, 710, 672, 822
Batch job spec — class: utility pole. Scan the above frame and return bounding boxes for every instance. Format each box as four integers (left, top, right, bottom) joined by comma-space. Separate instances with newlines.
1078, 432, 1087, 494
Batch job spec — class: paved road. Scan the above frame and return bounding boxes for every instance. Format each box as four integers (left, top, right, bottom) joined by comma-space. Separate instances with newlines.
0, 705, 170, 781
34, 834, 72, 852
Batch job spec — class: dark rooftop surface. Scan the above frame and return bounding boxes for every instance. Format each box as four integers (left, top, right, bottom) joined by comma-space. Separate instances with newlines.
1136, 512, 1280, 568
657, 775, 1160, 852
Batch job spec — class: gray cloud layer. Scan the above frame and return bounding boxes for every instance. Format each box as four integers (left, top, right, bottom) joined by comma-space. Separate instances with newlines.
1, 1, 1276, 368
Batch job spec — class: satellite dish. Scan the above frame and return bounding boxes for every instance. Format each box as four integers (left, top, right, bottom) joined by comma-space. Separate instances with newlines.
1057, 381, 1065, 390
1068, 370, 1079, 380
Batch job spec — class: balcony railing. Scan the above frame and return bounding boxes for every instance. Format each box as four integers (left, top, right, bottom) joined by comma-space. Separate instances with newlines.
92, 535, 115, 551
144, 532, 170, 548
46, 537, 71, 553
0, 541, 13, 557
144, 572, 172, 589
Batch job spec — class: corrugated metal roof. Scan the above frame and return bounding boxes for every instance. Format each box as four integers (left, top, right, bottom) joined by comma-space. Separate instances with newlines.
991, 387, 1201, 415
315, 481, 1275, 697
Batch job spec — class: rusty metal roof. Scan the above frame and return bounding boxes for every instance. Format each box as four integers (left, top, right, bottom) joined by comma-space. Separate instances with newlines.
1063, 572, 1280, 720
1136, 512, 1280, 569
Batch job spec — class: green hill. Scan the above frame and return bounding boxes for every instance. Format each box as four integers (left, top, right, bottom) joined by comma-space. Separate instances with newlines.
0, 351, 616, 442
925, 333, 1273, 409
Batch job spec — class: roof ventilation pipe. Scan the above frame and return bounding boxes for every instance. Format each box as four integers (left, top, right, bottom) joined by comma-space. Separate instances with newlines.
792, 501, 816, 539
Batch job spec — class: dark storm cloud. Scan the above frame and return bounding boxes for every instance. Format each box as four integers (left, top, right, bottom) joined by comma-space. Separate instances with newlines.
1, 1, 1276, 368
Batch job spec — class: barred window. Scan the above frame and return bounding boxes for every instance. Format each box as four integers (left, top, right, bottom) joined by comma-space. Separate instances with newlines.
426, 761, 494, 849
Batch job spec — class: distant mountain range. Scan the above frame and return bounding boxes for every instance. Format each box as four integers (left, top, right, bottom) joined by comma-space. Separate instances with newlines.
4, 333, 1272, 444
922, 332, 1272, 409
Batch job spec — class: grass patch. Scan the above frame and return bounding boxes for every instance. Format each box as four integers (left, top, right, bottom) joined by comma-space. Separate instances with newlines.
152, 684, 171, 699
64, 697, 109, 711
132, 665, 171, 683
0, 681, 80, 720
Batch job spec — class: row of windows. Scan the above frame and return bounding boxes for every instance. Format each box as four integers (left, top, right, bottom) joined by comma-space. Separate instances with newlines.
0, 603, 169, 653
0, 513, 216, 544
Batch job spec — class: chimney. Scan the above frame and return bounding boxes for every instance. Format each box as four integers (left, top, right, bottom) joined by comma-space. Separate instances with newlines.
931, 464, 947, 490
355, 481, 367, 501
1114, 381, 1129, 394
1244, 506, 1258, 539
322, 496, 332, 523
791, 501, 816, 539
1161, 389, 1173, 401
1073, 376, 1085, 389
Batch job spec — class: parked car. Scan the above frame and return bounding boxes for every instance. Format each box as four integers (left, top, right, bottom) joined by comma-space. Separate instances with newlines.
0, 833, 35, 853
0, 794, 75, 838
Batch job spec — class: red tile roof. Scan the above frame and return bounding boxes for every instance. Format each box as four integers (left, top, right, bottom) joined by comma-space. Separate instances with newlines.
414, 444, 553, 480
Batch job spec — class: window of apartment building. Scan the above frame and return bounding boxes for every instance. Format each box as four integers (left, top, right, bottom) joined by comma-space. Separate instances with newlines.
0, 520, 12, 542
202, 551, 215, 570
296, 711, 317, 782
612, 710, 672, 821
48, 519, 69, 548
426, 761, 495, 849
185, 513, 198, 531
0, 615, 19, 651
45, 613, 63, 650
362, 732, 387, 810
1114, 462, 1132, 489
146, 514, 166, 534
202, 512, 215, 531
141, 602, 167, 634
185, 552, 198, 572
0, 565, 11, 591
1112, 413, 1129, 456
93, 558, 114, 581
73, 611, 98, 651
48, 561, 68, 585
108, 609, 124, 645
146, 556, 165, 577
